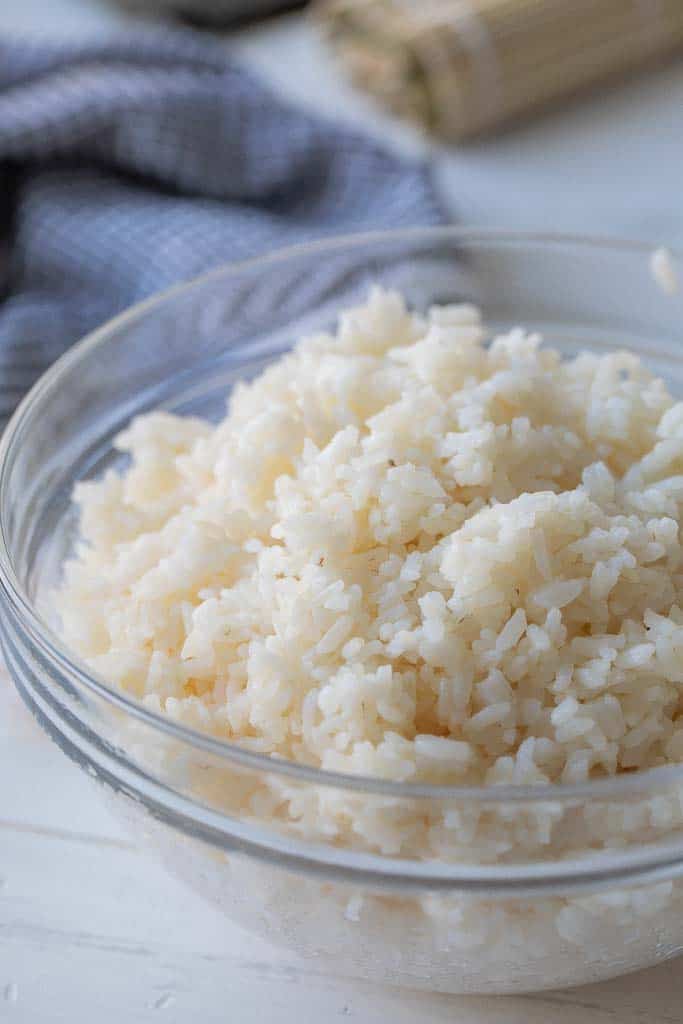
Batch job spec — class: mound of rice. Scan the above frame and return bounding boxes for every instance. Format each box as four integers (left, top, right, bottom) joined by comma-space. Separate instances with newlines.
58, 287, 683, 788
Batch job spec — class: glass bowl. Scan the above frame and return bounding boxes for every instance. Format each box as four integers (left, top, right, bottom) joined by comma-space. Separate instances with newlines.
2, 228, 683, 995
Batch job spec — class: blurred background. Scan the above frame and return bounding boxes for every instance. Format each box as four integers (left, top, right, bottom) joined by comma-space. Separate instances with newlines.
1, 0, 683, 421
2, 0, 683, 236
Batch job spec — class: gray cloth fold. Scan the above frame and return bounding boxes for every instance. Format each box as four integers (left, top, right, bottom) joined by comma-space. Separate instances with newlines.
0, 29, 444, 424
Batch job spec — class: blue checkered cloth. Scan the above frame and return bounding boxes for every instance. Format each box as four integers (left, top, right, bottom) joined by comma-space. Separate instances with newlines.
0, 30, 443, 425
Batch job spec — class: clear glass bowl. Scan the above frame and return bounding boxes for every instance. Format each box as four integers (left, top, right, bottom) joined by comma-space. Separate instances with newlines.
2, 228, 683, 995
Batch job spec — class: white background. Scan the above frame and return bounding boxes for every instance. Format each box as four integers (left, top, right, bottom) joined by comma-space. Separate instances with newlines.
2, 2, 683, 1020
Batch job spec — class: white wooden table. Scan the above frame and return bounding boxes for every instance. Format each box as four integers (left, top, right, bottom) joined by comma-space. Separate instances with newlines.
3, 2, 683, 1020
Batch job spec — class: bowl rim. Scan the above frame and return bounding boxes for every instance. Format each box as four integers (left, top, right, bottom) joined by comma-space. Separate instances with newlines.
2, 224, 682, 805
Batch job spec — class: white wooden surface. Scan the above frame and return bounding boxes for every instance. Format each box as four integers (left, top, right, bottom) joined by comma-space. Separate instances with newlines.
3, 2, 683, 1019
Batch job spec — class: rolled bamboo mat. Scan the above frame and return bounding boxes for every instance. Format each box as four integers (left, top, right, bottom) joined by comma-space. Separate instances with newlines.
316, 0, 683, 140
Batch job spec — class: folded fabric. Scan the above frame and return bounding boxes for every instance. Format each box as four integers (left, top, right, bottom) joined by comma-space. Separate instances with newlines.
0, 30, 443, 426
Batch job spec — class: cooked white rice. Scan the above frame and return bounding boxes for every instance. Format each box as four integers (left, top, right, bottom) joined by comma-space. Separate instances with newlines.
651, 247, 679, 296
58, 286, 683, 790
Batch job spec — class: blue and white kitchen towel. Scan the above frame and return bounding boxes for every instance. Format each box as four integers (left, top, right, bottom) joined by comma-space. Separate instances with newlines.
0, 30, 443, 425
